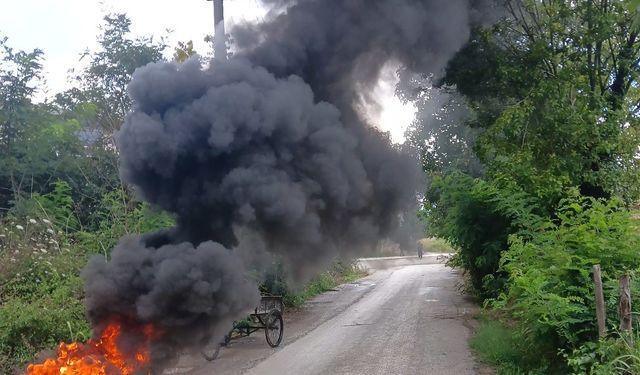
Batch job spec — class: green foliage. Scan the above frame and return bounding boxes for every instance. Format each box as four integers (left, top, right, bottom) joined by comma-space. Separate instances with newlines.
567, 336, 640, 375
77, 188, 174, 254
470, 318, 551, 374
0, 278, 90, 372
490, 197, 640, 371
30, 180, 80, 234
470, 319, 521, 367
173, 40, 198, 63
479, 76, 639, 206
0, 185, 173, 369
0, 218, 59, 287
420, 3, 640, 371
425, 172, 540, 297
67, 13, 167, 134
0, 12, 200, 371
0, 214, 90, 371
261, 260, 367, 308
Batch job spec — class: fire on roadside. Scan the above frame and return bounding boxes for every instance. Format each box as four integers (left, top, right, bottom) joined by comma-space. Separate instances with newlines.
25, 319, 158, 375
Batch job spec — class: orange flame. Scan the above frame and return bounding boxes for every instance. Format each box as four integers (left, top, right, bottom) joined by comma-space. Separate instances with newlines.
26, 320, 156, 375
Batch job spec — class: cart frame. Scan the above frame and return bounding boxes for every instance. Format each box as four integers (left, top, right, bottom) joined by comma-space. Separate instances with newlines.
202, 295, 284, 361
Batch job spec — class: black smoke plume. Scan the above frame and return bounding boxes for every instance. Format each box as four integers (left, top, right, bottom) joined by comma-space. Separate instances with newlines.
82, 0, 497, 368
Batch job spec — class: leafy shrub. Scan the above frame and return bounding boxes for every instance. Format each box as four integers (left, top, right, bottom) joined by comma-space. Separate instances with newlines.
425, 172, 540, 298
0, 214, 90, 371
0, 275, 89, 372
567, 333, 640, 375
0, 186, 174, 370
77, 188, 174, 255
32, 180, 81, 235
0, 216, 62, 285
493, 196, 640, 370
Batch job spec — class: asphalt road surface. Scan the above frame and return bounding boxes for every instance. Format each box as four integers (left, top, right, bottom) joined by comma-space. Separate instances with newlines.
170, 255, 484, 375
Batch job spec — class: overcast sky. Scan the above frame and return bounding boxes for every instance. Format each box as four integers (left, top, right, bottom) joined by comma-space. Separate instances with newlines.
1, 0, 414, 142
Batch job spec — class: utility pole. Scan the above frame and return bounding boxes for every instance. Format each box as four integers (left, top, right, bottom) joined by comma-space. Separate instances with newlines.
207, 0, 226, 60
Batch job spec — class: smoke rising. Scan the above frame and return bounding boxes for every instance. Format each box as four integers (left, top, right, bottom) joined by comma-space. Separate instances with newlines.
82, 0, 497, 368
82, 236, 259, 370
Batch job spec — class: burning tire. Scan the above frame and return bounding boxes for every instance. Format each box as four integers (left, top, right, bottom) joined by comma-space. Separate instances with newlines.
201, 334, 231, 361
201, 343, 222, 361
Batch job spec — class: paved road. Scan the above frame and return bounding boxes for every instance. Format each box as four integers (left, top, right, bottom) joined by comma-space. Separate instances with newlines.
245, 263, 477, 375
170, 256, 484, 375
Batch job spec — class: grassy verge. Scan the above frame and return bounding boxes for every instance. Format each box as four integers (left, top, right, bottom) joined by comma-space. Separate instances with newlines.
469, 316, 553, 375
474, 311, 640, 375
283, 261, 367, 307
0, 217, 91, 372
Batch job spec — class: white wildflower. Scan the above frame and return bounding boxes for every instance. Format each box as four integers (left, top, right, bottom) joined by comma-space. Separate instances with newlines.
29, 219, 37, 224
47, 229, 54, 234
15, 225, 24, 230
42, 219, 51, 224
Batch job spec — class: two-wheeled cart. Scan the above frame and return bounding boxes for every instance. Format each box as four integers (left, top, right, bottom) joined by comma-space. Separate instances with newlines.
202, 295, 284, 361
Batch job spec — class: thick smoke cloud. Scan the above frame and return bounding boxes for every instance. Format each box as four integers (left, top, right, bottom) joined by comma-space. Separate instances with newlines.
117, 58, 390, 269
234, 0, 496, 109
82, 236, 258, 369
82, 0, 497, 368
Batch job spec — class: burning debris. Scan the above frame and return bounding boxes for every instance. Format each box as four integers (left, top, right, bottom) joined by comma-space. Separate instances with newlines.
26, 0, 497, 372
26, 319, 157, 374
82, 236, 260, 371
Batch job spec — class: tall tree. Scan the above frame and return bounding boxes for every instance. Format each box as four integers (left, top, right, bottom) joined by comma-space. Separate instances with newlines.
53, 14, 168, 226
60, 14, 167, 138
442, 0, 640, 205
420, 0, 640, 297
0, 36, 44, 208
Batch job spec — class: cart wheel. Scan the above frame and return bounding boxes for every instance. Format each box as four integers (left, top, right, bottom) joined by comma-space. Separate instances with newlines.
265, 309, 283, 347
201, 343, 222, 361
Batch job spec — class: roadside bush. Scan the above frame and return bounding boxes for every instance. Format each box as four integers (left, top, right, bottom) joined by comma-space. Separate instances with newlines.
567, 336, 640, 375
493, 196, 640, 371
0, 274, 89, 371
425, 172, 539, 298
0, 214, 90, 371
0, 185, 174, 370
77, 188, 174, 255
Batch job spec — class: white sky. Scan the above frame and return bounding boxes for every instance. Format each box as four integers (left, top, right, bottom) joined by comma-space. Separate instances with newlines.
0, 0, 414, 143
